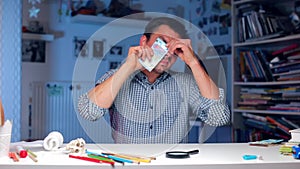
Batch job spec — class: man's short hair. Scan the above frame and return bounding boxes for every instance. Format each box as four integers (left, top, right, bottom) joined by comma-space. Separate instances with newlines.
143, 17, 188, 40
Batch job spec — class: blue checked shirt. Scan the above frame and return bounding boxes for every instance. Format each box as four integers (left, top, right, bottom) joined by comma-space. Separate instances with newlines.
78, 70, 230, 144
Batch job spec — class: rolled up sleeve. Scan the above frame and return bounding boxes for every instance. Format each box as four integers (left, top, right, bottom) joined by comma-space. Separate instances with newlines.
77, 70, 117, 121
77, 93, 109, 121
193, 88, 231, 126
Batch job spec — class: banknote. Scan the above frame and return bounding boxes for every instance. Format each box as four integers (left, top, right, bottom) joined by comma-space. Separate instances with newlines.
139, 37, 168, 72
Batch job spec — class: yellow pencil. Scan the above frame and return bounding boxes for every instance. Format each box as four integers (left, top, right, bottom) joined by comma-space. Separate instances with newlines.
26, 149, 37, 158
103, 153, 152, 163
119, 153, 156, 160
28, 153, 38, 162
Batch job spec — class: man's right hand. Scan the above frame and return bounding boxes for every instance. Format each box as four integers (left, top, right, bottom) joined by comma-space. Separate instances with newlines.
125, 45, 154, 71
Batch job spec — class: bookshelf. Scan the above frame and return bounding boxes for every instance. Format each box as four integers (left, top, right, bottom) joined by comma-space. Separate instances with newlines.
231, 0, 300, 142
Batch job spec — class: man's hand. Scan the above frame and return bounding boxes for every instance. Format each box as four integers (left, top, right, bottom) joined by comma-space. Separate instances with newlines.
126, 45, 154, 71
166, 39, 197, 66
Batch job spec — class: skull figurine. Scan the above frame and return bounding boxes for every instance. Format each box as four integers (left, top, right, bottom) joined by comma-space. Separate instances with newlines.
66, 138, 86, 154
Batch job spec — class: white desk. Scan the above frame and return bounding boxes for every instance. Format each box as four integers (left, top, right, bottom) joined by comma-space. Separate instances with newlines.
1, 143, 299, 169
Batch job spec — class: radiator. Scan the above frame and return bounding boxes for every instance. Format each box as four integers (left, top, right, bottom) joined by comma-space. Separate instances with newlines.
29, 81, 114, 143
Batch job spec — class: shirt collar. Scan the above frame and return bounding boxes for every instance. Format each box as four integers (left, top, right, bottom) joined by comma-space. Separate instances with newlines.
134, 71, 170, 84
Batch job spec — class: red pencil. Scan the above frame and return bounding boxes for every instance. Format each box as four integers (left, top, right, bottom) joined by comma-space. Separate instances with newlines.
69, 154, 114, 166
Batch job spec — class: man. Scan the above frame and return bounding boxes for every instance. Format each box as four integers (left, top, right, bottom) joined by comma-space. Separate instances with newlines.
78, 17, 230, 143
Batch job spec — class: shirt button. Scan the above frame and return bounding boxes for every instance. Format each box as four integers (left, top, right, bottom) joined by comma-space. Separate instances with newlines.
151, 86, 154, 90
150, 125, 153, 129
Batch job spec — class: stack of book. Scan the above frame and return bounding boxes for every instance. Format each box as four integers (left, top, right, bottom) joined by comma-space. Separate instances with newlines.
239, 49, 273, 82
236, 2, 289, 42
270, 43, 300, 81
241, 113, 300, 141
238, 86, 300, 111
238, 43, 300, 82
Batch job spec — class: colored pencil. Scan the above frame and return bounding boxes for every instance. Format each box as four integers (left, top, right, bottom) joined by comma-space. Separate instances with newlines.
86, 150, 125, 165
102, 152, 152, 163
28, 152, 38, 162
26, 149, 37, 158
69, 154, 114, 166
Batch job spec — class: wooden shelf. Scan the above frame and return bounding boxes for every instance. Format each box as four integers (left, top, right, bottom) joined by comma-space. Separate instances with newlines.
233, 109, 300, 116
70, 14, 149, 28
233, 80, 300, 86
233, 34, 300, 47
22, 33, 54, 42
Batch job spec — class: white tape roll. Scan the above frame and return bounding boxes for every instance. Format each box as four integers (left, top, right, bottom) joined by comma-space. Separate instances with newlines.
43, 131, 63, 151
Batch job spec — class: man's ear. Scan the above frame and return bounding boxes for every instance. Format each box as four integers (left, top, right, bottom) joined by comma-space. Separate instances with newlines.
139, 35, 147, 46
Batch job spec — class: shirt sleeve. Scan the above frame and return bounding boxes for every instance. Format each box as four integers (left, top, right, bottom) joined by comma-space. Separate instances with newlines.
77, 69, 116, 121
189, 81, 230, 126
77, 93, 109, 121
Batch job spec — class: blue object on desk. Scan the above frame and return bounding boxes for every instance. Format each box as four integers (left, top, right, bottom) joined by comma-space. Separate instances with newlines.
243, 155, 257, 160
292, 145, 300, 159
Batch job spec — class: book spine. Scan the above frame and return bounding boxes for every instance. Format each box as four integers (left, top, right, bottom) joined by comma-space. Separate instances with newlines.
266, 116, 290, 135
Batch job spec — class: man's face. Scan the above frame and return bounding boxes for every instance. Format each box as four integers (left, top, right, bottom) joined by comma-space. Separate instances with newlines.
147, 25, 181, 74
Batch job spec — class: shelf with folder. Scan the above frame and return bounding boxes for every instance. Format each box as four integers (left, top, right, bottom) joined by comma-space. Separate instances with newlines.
233, 109, 300, 116
22, 33, 55, 42
70, 14, 149, 28
231, 0, 300, 142
234, 81, 300, 86
233, 34, 300, 47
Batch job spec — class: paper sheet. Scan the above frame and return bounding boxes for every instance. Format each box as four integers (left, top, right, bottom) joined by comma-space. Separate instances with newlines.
0, 120, 12, 157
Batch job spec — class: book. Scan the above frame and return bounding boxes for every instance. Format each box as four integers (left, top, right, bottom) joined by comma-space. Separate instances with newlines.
272, 64, 300, 74
272, 69, 300, 77
287, 54, 300, 60
254, 50, 274, 81
242, 112, 267, 122
289, 128, 300, 142
283, 47, 300, 56
270, 60, 300, 69
244, 118, 277, 133
271, 43, 299, 56
249, 139, 284, 147
282, 117, 300, 129
266, 116, 291, 135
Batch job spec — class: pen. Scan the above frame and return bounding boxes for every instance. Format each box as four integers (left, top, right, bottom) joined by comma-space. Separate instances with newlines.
69, 154, 115, 166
